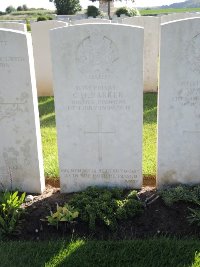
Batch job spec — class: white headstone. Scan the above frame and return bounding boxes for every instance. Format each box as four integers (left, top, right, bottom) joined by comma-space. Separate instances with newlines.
71, 19, 111, 25
161, 12, 200, 23
158, 18, 200, 188
123, 16, 160, 92
31, 21, 67, 96
56, 14, 87, 22
0, 29, 44, 193
50, 24, 143, 192
0, 22, 26, 32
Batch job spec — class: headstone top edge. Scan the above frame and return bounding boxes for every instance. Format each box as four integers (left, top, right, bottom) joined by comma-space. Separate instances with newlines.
161, 16, 200, 26
50, 23, 144, 33
0, 28, 26, 35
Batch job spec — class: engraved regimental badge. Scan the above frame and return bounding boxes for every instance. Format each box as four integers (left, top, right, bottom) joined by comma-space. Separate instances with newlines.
76, 30, 119, 76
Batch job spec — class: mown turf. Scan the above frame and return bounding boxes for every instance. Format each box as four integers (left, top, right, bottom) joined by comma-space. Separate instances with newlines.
140, 7, 200, 16
143, 93, 157, 176
39, 93, 157, 178
39, 97, 59, 178
1, 238, 200, 267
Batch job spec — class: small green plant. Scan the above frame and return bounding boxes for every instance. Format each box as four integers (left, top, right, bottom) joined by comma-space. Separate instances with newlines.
45, 204, 79, 229
87, 5, 100, 18
160, 185, 200, 227
160, 185, 200, 206
115, 7, 140, 17
37, 15, 53, 22
69, 187, 143, 231
0, 191, 26, 237
187, 207, 200, 226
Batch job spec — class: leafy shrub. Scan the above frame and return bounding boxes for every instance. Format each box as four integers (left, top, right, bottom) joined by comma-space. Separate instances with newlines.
0, 191, 26, 237
50, 0, 81, 15
160, 185, 200, 206
87, 6, 100, 18
115, 7, 140, 17
37, 16, 53, 22
160, 185, 200, 227
187, 207, 200, 226
69, 187, 143, 231
45, 203, 79, 229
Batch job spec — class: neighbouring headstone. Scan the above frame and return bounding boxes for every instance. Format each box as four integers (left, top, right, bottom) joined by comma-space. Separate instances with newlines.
31, 21, 67, 96
55, 14, 87, 22
0, 22, 26, 32
50, 24, 143, 192
71, 18, 111, 25
0, 29, 44, 193
158, 18, 200, 188
161, 12, 200, 23
123, 16, 160, 92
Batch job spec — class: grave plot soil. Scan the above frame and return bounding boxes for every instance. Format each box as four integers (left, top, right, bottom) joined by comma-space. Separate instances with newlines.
17, 180, 200, 241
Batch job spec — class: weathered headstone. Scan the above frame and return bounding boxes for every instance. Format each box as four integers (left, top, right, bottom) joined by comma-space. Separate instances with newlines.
55, 14, 87, 22
0, 29, 44, 193
50, 24, 143, 192
158, 18, 200, 188
71, 18, 111, 25
161, 12, 200, 23
0, 22, 26, 32
123, 16, 160, 92
31, 21, 67, 96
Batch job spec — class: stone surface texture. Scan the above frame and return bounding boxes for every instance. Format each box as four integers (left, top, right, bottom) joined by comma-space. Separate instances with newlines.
158, 18, 200, 188
71, 19, 111, 25
123, 16, 160, 92
161, 12, 200, 23
31, 21, 67, 96
50, 24, 143, 193
0, 22, 26, 32
0, 29, 45, 193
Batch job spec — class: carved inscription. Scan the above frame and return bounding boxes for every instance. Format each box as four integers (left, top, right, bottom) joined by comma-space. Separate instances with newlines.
0, 93, 28, 121
62, 168, 139, 183
0, 56, 25, 69
172, 81, 200, 107
0, 41, 7, 46
67, 84, 130, 112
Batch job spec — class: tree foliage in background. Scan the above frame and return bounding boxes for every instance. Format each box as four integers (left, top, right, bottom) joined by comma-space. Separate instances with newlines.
89, 0, 135, 18
17, 4, 28, 12
17, 6, 23, 11
49, 0, 81, 15
115, 7, 140, 17
87, 5, 101, 17
5, 6, 16, 13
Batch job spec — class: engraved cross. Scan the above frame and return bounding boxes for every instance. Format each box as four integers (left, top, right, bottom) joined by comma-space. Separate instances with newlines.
84, 116, 115, 162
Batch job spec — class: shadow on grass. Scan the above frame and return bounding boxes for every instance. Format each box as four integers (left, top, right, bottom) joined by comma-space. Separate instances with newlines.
40, 114, 56, 127
38, 97, 56, 128
44, 239, 200, 267
38, 96, 55, 118
143, 92, 157, 124
1, 238, 200, 267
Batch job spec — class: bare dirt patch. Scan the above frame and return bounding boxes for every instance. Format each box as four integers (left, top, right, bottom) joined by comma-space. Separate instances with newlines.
16, 180, 200, 241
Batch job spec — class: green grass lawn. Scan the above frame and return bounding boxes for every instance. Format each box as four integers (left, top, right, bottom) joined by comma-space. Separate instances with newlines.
140, 7, 200, 16
39, 93, 157, 179
1, 238, 200, 267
